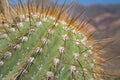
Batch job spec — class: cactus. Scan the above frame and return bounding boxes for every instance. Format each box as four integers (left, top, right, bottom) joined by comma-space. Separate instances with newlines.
0, 0, 115, 80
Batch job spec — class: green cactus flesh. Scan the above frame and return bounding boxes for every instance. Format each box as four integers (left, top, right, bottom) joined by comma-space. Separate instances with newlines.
0, 15, 94, 80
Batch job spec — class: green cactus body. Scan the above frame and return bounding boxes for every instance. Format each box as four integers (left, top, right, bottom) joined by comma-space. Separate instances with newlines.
0, 0, 96, 80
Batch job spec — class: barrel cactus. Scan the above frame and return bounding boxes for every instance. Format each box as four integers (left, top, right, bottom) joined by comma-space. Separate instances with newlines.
0, 0, 113, 80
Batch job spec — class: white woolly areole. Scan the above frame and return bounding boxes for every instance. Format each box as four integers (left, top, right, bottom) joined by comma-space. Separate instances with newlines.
19, 68, 27, 75
35, 47, 43, 54
48, 29, 54, 35
42, 38, 50, 45
43, 18, 48, 22
25, 18, 30, 22
60, 20, 67, 25
70, 66, 76, 74
46, 71, 54, 80
88, 50, 93, 55
74, 53, 79, 61
3, 23, 9, 27
21, 36, 28, 42
20, 15, 25, 20
62, 34, 69, 41
83, 68, 88, 76
35, 21, 42, 28
84, 54, 89, 58
49, 16, 55, 20
32, 14, 38, 19
63, 26, 69, 31
0, 34, 8, 39
28, 57, 34, 64
53, 58, 60, 68
0, 61, 4, 66
72, 29, 78, 34
29, 29, 35, 35
59, 46, 65, 54
13, 44, 21, 50
75, 39, 80, 45
9, 28, 15, 33
53, 22, 59, 27
4, 51, 12, 59
17, 22, 23, 28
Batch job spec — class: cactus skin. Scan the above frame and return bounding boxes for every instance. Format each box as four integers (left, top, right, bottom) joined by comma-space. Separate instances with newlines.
0, 0, 111, 80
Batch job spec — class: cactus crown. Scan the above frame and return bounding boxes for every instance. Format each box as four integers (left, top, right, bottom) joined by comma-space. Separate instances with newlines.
0, 0, 108, 80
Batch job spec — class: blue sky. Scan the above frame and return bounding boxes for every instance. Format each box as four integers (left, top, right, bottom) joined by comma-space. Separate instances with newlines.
53, 0, 120, 5
9, 0, 120, 6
